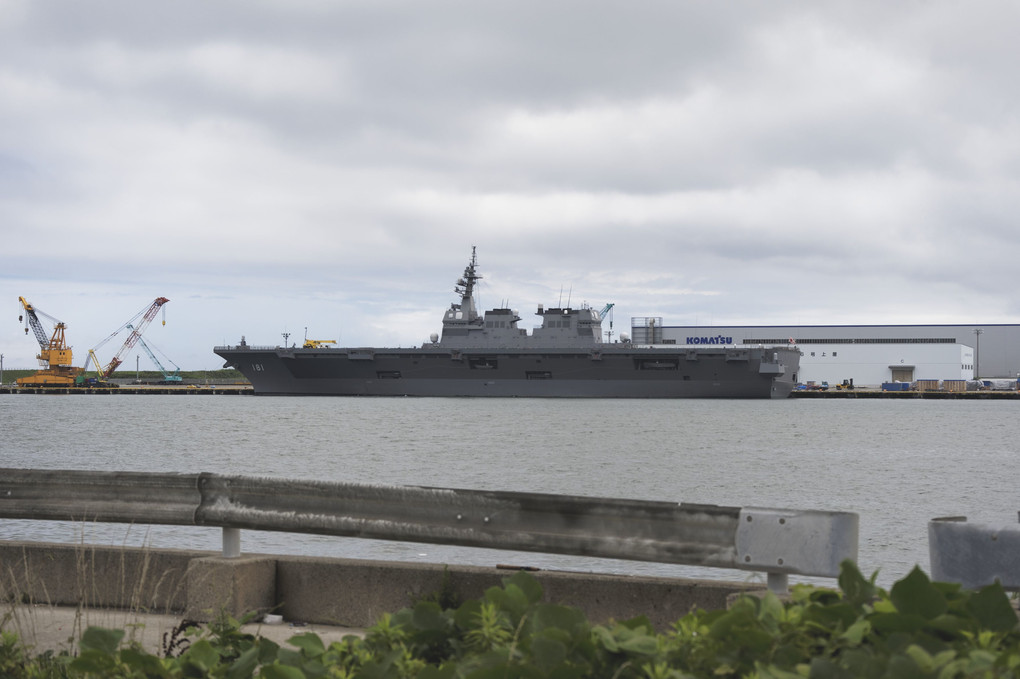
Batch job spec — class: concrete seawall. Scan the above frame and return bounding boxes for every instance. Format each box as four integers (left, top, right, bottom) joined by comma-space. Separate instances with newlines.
1, 541, 762, 630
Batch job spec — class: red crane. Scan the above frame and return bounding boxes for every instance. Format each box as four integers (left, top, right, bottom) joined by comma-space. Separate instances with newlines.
90, 297, 170, 379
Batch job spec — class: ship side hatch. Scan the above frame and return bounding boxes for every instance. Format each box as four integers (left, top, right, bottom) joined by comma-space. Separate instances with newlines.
634, 358, 679, 370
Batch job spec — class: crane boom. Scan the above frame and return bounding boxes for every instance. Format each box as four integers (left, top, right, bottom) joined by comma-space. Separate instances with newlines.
18, 297, 50, 348
599, 302, 615, 342
132, 327, 182, 382
94, 297, 170, 378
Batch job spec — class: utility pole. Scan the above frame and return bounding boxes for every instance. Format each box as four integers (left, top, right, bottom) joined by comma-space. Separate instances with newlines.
974, 328, 983, 379
1, 353, 4, 386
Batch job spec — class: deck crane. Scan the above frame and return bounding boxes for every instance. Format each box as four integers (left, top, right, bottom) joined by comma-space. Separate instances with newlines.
16, 296, 84, 387
133, 328, 182, 383
88, 297, 170, 379
599, 302, 615, 342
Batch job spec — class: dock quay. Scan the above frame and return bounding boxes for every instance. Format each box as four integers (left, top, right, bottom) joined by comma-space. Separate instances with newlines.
0, 384, 253, 395
2, 385, 1018, 397
790, 388, 1020, 399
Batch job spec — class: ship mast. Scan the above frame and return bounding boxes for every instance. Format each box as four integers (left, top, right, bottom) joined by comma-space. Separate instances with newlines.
454, 246, 481, 322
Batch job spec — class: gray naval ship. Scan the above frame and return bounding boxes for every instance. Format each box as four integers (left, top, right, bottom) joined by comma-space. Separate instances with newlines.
215, 249, 800, 398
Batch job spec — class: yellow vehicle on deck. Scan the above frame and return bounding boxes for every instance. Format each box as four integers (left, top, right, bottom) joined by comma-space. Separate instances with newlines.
303, 339, 337, 348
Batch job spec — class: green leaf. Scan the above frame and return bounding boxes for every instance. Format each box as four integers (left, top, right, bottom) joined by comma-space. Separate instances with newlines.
802, 601, 856, 632
501, 583, 532, 618
119, 647, 169, 676
79, 626, 124, 655
869, 611, 924, 635
591, 626, 619, 653
758, 592, 786, 627
412, 601, 449, 632
418, 666, 458, 679
227, 644, 260, 679
755, 662, 805, 679
181, 639, 220, 672
837, 560, 876, 610
531, 604, 586, 636
277, 647, 303, 666
890, 567, 947, 620
808, 656, 854, 679
418, 665, 458, 679
260, 663, 308, 679
904, 644, 935, 672
965, 649, 998, 672
617, 633, 658, 656
258, 637, 282, 664
288, 632, 326, 657
839, 619, 870, 646
455, 599, 482, 631
884, 653, 926, 679
531, 636, 567, 670
122, 644, 174, 672
502, 570, 544, 605
68, 650, 115, 674
967, 582, 1019, 632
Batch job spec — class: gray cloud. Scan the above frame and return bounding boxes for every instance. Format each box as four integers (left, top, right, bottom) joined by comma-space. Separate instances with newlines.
2, 0, 1018, 370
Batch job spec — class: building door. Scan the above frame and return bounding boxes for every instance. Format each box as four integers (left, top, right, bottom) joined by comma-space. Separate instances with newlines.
891, 367, 914, 382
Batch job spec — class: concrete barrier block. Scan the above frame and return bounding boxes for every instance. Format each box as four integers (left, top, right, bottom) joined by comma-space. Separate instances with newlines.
185, 556, 277, 621
4, 542, 767, 630
276, 558, 487, 627
0, 541, 196, 612
536, 570, 761, 626
274, 556, 761, 630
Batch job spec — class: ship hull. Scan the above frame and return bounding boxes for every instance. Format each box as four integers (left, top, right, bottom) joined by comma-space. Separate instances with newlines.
215, 345, 800, 399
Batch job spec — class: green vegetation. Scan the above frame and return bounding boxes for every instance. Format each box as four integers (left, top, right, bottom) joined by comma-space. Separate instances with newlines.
2, 561, 1019, 677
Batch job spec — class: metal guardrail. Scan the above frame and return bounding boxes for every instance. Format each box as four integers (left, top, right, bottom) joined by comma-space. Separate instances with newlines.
0, 468, 858, 593
929, 515, 1020, 590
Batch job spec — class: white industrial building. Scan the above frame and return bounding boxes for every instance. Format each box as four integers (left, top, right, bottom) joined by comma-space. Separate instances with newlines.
629, 321, 1018, 387
790, 342, 972, 386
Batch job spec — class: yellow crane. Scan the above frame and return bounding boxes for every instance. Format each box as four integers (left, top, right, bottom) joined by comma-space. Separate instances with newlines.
16, 296, 84, 387
302, 327, 336, 348
302, 339, 337, 348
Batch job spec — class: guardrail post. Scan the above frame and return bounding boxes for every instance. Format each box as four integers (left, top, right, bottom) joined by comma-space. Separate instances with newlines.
767, 573, 788, 594
222, 527, 241, 558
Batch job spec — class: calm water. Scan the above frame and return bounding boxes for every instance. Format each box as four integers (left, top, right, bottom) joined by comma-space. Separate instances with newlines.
1, 395, 1017, 588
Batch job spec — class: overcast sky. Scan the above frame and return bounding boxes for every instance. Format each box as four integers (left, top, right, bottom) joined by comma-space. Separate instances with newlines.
3, 1, 1018, 371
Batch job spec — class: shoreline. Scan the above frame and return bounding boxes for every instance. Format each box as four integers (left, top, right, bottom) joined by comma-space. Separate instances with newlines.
1, 384, 1018, 397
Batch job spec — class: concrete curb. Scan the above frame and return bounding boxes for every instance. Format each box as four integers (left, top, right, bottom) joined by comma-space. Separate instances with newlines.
1, 540, 764, 632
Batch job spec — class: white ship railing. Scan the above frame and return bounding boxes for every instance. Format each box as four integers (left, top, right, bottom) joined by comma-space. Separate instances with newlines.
0, 468, 858, 594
